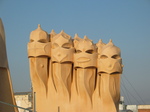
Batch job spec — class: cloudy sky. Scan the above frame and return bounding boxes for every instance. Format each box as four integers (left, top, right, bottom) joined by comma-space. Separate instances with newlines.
0, 0, 150, 105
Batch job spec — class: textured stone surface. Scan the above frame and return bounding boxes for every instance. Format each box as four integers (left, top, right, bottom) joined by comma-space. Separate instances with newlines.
28, 25, 123, 112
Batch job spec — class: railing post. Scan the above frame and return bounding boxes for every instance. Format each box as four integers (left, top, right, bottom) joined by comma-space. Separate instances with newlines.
33, 92, 36, 112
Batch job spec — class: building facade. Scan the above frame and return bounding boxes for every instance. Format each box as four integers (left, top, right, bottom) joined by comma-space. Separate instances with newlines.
14, 92, 32, 112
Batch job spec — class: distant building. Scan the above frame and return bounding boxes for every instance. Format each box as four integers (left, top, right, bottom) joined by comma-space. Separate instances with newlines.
119, 96, 138, 112
126, 105, 138, 112
138, 105, 150, 112
14, 92, 32, 112
119, 96, 150, 112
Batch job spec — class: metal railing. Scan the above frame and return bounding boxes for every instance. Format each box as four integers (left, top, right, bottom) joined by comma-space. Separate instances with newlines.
0, 92, 36, 112
0, 101, 32, 112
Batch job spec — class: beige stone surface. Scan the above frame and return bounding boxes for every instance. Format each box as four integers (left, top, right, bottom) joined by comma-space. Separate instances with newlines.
28, 25, 123, 112
0, 19, 18, 112
28, 24, 50, 112
96, 40, 123, 112
14, 92, 32, 112
70, 35, 97, 112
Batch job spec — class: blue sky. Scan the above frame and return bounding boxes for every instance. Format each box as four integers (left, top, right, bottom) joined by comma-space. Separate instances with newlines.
0, 0, 150, 105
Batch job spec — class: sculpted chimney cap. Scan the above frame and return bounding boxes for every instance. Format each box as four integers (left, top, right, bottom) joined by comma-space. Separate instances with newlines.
74, 33, 79, 38
97, 39, 105, 46
83, 35, 92, 42
30, 24, 49, 42
50, 29, 57, 41
102, 39, 114, 48
60, 30, 71, 39
96, 39, 106, 54
101, 39, 121, 56
74, 33, 81, 41
52, 30, 71, 41
50, 29, 57, 35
